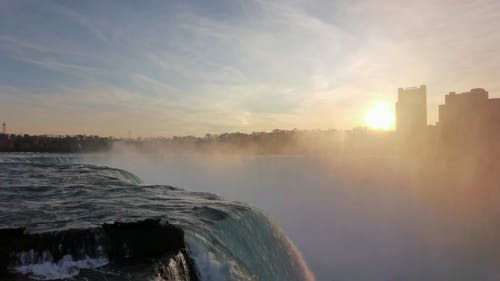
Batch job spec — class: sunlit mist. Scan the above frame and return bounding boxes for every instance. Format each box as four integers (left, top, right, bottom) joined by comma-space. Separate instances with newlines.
364, 102, 394, 130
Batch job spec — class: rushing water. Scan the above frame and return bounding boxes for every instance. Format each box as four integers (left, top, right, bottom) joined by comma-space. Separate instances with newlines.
4, 152, 500, 281
0, 153, 314, 281
81, 151, 500, 281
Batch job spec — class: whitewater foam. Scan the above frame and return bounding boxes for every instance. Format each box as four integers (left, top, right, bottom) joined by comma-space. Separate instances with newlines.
13, 251, 108, 280
157, 252, 193, 281
188, 247, 253, 281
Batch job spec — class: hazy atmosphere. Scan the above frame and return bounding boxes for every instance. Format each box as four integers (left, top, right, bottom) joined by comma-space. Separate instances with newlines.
2, 0, 500, 136
2, 1, 500, 281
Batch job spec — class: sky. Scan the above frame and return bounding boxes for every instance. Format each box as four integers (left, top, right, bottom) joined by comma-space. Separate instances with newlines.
1, 0, 500, 137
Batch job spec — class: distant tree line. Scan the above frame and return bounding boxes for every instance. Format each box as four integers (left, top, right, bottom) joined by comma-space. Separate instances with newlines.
115, 128, 396, 155
0, 128, 396, 154
0, 134, 113, 153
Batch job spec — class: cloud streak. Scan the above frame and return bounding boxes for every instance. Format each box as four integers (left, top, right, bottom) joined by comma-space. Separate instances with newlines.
1, 0, 500, 135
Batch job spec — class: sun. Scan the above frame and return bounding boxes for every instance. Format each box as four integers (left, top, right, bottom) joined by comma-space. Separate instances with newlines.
364, 102, 394, 130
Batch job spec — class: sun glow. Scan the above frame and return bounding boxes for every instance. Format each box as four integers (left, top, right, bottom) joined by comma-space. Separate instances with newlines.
364, 102, 395, 130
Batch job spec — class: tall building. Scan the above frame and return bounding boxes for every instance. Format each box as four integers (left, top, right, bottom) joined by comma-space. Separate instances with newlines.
395, 85, 427, 136
1, 123, 5, 135
438, 88, 500, 139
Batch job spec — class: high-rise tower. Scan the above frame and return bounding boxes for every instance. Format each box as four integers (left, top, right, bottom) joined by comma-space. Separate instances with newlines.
395, 85, 427, 136
438, 88, 500, 139
1, 123, 5, 135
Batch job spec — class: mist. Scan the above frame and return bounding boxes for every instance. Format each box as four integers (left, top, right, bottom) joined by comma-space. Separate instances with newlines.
83, 142, 500, 281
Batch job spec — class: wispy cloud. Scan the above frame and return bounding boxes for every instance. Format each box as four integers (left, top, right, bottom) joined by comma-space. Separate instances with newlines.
1, 0, 500, 135
47, 0, 110, 44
